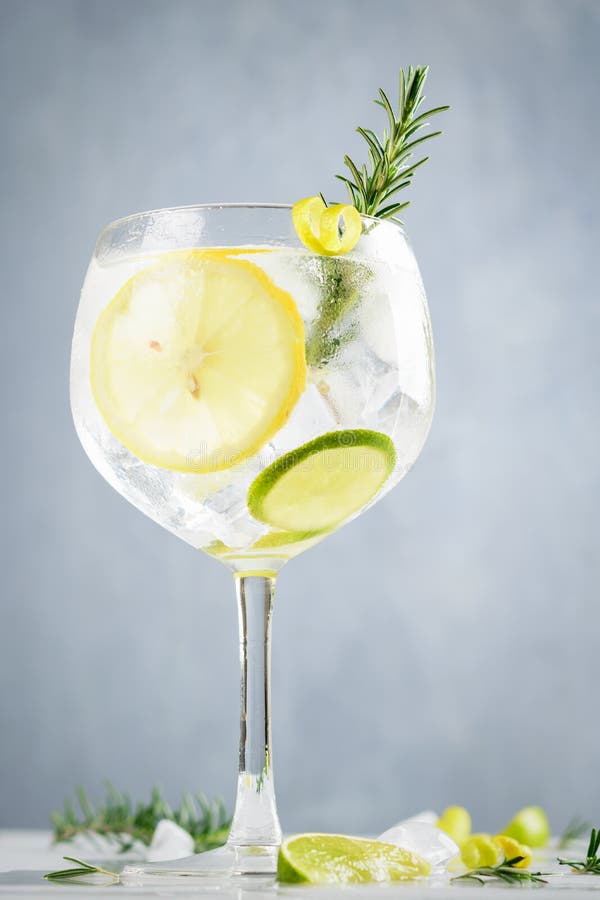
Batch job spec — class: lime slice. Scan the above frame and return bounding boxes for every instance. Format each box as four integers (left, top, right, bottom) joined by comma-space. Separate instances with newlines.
247, 429, 395, 533
277, 833, 430, 885
91, 250, 306, 472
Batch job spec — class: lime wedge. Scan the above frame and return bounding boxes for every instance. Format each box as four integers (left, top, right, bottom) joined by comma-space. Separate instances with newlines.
90, 250, 306, 473
277, 833, 430, 885
247, 429, 395, 533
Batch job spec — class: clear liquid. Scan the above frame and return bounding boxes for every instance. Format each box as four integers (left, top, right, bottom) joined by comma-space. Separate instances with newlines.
71, 246, 434, 573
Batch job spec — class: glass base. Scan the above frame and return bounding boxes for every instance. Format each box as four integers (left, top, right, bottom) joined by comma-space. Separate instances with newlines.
120, 843, 279, 884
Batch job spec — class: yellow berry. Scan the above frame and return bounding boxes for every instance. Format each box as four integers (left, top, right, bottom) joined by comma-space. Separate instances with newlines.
437, 806, 472, 845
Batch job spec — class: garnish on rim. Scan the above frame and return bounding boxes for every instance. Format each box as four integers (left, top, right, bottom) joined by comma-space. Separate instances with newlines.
293, 196, 362, 256
292, 65, 448, 257
337, 65, 448, 221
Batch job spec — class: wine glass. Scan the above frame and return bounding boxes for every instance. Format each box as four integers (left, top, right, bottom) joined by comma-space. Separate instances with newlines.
70, 203, 434, 880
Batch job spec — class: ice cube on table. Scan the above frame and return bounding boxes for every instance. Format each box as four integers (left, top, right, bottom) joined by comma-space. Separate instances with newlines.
146, 819, 194, 862
378, 816, 459, 869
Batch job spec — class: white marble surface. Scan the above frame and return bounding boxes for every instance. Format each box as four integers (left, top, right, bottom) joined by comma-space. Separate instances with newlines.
1, 831, 600, 898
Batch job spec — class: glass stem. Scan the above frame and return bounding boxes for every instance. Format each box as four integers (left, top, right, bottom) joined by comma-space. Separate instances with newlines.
227, 574, 282, 849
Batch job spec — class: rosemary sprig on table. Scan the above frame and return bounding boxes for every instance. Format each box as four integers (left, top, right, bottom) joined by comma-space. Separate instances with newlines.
337, 65, 448, 222
558, 826, 600, 874
558, 816, 592, 850
51, 784, 230, 854
44, 856, 119, 883
452, 855, 548, 886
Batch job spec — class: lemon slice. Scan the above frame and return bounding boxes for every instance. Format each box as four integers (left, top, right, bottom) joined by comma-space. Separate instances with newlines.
277, 833, 430, 885
91, 250, 306, 472
292, 196, 362, 255
247, 429, 395, 533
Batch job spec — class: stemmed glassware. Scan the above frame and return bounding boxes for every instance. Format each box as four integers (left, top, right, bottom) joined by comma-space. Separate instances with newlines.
70, 203, 435, 880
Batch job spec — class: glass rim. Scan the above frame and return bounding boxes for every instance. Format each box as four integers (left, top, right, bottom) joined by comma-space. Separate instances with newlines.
101, 202, 402, 235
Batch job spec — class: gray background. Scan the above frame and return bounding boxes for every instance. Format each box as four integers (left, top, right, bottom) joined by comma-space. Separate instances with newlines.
1, 0, 599, 835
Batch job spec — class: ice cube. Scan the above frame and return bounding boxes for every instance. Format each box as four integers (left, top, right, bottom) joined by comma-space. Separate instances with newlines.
378, 819, 459, 870
146, 819, 194, 862
272, 380, 341, 450
398, 809, 440, 826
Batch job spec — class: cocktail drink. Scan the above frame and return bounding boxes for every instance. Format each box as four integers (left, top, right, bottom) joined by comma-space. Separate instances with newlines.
70, 203, 434, 879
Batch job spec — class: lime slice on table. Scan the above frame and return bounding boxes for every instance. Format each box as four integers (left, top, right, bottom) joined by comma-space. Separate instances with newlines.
277, 833, 430, 885
90, 250, 306, 473
247, 430, 396, 533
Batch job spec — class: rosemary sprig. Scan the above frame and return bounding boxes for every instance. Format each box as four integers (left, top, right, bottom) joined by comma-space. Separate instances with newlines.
51, 784, 231, 854
44, 856, 119, 883
558, 826, 600, 874
337, 65, 448, 222
452, 856, 548, 886
305, 66, 447, 369
305, 257, 367, 368
558, 816, 592, 850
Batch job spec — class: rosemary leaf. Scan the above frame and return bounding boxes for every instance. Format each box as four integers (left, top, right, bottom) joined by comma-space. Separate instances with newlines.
558, 817, 592, 850
452, 856, 548, 886
44, 856, 119, 882
51, 783, 231, 855
558, 826, 600, 874
338, 65, 448, 222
